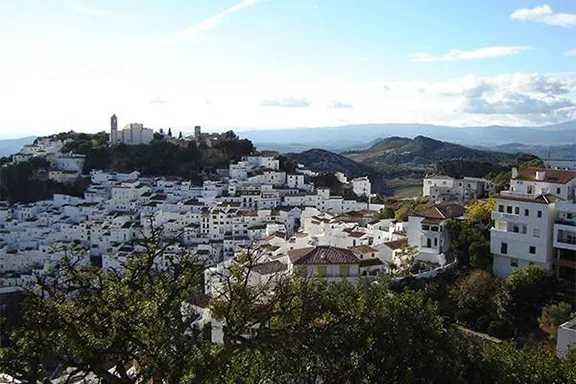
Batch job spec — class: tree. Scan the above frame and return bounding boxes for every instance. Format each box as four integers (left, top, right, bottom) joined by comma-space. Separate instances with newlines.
495, 265, 555, 329
450, 269, 501, 325
0, 230, 209, 384
178, 131, 183, 140
167, 128, 172, 137
466, 199, 495, 226
539, 302, 574, 340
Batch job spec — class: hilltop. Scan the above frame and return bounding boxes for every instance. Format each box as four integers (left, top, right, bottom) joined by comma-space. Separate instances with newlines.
344, 135, 516, 166
284, 148, 373, 178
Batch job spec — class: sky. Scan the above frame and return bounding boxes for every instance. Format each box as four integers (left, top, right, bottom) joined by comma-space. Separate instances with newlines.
0, 0, 575, 138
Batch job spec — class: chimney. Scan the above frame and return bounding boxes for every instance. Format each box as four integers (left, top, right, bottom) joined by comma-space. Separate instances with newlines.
535, 171, 545, 181
511, 167, 518, 179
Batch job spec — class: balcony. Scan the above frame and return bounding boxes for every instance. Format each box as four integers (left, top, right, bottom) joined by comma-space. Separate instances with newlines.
499, 190, 536, 199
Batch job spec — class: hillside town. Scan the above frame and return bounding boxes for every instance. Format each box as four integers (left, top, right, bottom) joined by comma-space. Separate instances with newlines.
2, 121, 576, 358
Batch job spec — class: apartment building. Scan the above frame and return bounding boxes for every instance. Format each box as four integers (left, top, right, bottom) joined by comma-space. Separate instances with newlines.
491, 167, 576, 283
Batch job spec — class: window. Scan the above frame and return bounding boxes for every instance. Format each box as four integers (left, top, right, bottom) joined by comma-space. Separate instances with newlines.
431, 226, 439, 232
339, 265, 350, 277
557, 187, 561, 194
422, 224, 430, 230
533, 229, 540, 238
434, 238, 438, 247
514, 207, 520, 215
537, 210, 542, 218
426, 238, 432, 248
529, 246, 536, 254
499, 205, 504, 212
507, 206, 513, 214
501, 242, 508, 255
524, 209, 529, 216
510, 259, 518, 268
316, 265, 327, 277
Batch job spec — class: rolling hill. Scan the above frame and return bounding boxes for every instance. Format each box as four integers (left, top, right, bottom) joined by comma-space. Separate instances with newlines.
285, 148, 373, 177
240, 121, 576, 151
344, 135, 517, 166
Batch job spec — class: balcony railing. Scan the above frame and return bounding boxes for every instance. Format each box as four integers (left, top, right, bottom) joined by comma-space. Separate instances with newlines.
500, 190, 536, 199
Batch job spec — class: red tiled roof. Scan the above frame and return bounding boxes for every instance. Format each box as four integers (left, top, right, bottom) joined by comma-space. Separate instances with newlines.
517, 168, 576, 184
289, 246, 359, 265
382, 238, 408, 250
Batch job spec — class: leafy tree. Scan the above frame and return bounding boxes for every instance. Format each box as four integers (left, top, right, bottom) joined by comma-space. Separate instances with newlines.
0, 231, 209, 384
389, 245, 417, 277
373, 206, 396, 221
466, 198, 495, 226
450, 269, 501, 325
394, 199, 431, 222
495, 265, 555, 329
480, 342, 576, 384
539, 302, 574, 340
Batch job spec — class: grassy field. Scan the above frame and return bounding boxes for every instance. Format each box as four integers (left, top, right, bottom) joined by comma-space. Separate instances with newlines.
385, 178, 422, 199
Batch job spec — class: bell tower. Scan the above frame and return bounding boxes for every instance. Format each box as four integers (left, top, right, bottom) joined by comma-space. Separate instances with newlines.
110, 114, 118, 145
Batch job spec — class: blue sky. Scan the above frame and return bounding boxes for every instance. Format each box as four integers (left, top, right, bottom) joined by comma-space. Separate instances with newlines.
0, 0, 575, 138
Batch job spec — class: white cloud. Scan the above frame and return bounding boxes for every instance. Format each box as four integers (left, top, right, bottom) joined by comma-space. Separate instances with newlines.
153, 0, 261, 46
328, 100, 353, 109
260, 97, 311, 108
409, 46, 532, 62
565, 49, 576, 56
75, 4, 113, 17
510, 4, 576, 28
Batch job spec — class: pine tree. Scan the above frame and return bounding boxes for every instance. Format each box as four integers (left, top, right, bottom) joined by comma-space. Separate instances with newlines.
168, 128, 172, 137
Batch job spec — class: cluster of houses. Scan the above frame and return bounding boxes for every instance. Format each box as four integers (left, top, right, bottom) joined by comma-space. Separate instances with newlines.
11, 138, 86, 184
3, 131, 576, 355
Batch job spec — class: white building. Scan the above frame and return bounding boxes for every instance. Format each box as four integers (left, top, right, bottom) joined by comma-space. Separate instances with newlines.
110, 115, 154, 145
423, 175, 490, 204
351, 177, 371, 197
407, 204, 465, 264
491, 167, 576, 279
557, 317, 576, 358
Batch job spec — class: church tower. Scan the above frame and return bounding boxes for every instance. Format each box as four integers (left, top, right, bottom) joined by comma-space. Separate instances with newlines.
110, 114, 118, 145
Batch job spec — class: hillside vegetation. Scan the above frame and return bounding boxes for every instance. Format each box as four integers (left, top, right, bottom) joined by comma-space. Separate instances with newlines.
344, 135, 516, 166
0, 131, 255, 203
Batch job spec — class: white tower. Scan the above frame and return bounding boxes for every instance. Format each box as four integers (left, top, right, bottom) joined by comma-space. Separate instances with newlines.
110, 114, 118, 145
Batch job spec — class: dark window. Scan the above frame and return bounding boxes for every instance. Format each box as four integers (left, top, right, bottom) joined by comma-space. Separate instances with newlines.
529, 246, 536, 254
510, 259, 518, 268
524, 209, 529, 216
557, 187, 561, 194
537, 210, 542, 218
434, 238, 438, 246
499, 205, 504, 212
501, 242, 508, 255
426, 238, 432, 248
514, 207, 520, 215
507, 206, 513, 214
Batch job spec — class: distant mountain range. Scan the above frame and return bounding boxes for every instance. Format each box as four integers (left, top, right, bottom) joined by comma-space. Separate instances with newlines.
0, 136, 35, 158
241, 121, 576, 153
476, 143, 576, 160
344, 136, 516, 166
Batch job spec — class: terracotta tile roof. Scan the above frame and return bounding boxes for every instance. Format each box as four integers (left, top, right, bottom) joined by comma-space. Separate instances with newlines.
359, 258, 384, 267
517, 168, 576, 184
348, 245, 377, 253
289, 246, 359, 265
382, 238, 408, 250
349, 231, 367, 238
252, 260, 288, 275
414, 203, 465, 220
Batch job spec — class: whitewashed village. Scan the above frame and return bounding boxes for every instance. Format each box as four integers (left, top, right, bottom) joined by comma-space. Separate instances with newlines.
1, 117, 576, 359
